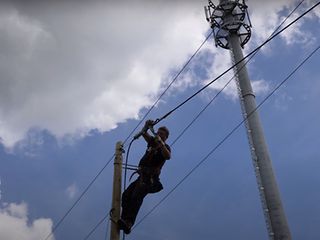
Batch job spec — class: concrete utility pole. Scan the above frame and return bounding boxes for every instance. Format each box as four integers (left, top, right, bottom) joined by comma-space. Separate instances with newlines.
205, 1, 291, 239
110, 141, 123, 240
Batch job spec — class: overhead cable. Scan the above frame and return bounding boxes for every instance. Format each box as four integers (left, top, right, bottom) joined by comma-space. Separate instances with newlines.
170, 0, 306, 147
41, 30, 213, 240
80, 2, 318, 238
82, 42, 320, 238
152, 1, 320, 127
122, 31, 214, 145
133, 44, 320, 231
43, 154, 115, 240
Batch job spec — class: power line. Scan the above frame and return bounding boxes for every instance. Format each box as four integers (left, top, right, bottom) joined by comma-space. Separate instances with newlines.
122, 31, 213, 199
83, 215, 109, 240
80, 2, 317, 238
43, 154, 115, 240
122, 31, 213, 145
41, 30, 213, 240
47, 2, 316, 237
113, 31, 213, 240
83, 42, 320, 239
133, 44, 320, 231
103, 197, 112, 240
135, 0, 309, 228
104, 218, 110, 240
170, 0, 306, 147
152, 1, 319, 126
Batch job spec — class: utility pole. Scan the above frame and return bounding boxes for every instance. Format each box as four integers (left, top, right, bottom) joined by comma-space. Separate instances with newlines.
110, 141, 123, 240
205, 1, 291, 239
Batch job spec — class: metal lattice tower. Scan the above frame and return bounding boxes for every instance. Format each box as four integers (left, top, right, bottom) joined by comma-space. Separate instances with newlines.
205, 1, 291, 239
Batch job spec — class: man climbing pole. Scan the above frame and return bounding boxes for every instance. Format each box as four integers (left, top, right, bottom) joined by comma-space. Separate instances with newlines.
118, 119, 171, 234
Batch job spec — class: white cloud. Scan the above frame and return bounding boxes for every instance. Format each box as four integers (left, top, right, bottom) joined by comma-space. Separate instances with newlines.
0, 1, 208, 148
0, 0, 319, 148
248, 0, 319, 50
65, 183, 78, 200
203, 49, 239, 100
200, 0, 318, 101
273, 91, 294, 111
278, 11, 316, 47
252, 79, 270, 96
0, 202, 54, 240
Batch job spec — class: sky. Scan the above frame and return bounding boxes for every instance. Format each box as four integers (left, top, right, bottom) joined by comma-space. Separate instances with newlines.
0, 0, 319, 239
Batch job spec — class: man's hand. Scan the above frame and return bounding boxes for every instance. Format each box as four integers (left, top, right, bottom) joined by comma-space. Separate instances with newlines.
145, 119, 154, 128
141, 120, 154, 143
155, 135, 165, 146
142, 119, 154, 132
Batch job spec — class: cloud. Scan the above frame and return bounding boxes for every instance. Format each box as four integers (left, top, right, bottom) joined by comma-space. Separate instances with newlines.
278, 9, 316, 47
199, 0, 319, 101
251, 79, 270, 96
0, 1, 208, 148
248, 0, 319, 49
65, 183, 78, 200
273, 91, 294, 111
200, 49, 270, 101
0, 0, 319, 147
203, 49, 238, 100
0, 202, 54, 240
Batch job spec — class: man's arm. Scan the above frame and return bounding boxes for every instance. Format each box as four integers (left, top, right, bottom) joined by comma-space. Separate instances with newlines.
142, 131, 153, 144
156, 137, 171, 160
160, 143, 171, 160
141, 119, 154, 144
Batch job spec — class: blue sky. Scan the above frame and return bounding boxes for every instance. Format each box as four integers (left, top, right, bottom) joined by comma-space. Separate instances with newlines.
0, 1, 319, 240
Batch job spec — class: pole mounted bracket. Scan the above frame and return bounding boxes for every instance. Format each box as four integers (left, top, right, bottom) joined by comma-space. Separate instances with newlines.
205, 0, 252, 49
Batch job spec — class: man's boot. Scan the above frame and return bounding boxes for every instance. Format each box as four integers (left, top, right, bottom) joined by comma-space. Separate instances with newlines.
118, 219, 132, 234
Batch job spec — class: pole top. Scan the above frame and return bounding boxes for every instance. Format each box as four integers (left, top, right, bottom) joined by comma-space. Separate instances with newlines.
204, 0, 252, 49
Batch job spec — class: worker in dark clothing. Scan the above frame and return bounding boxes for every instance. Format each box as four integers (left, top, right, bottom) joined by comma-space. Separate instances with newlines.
118, 120, 171, 234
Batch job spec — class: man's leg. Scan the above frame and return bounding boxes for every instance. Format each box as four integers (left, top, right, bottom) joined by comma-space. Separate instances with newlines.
121, 179, 138, 221
126, 180, 149, 225
119, 178, 149, 234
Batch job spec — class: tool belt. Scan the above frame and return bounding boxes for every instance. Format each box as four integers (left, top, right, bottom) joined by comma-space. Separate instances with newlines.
131, 166, 163, 193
